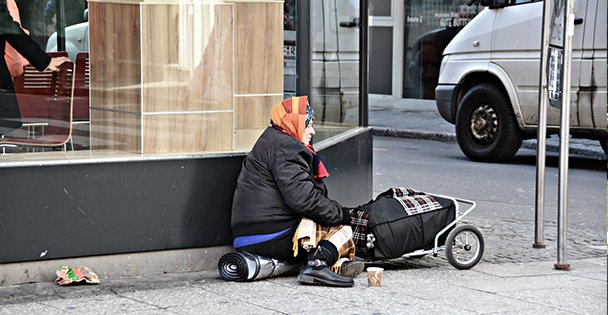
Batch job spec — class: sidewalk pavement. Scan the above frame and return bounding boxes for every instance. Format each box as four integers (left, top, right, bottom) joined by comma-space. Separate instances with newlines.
1, 97, 605, 314
0, 257, 605, 314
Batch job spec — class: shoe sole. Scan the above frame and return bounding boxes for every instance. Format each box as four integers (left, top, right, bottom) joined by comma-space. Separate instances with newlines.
339, 261, 365, 278
297, 274, 354, 287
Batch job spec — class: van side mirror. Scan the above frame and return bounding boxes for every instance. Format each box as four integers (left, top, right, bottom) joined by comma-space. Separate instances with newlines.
84, 9, 88, 22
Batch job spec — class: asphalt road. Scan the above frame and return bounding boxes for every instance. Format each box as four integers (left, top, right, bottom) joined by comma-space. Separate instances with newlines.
371, 136, 606, 267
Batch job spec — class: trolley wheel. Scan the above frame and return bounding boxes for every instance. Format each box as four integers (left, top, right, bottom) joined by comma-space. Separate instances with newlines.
445, 224, 484, 270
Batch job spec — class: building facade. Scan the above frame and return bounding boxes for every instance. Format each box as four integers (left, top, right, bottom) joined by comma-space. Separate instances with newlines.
368, 0, 483, 100
0, 0, 372, 285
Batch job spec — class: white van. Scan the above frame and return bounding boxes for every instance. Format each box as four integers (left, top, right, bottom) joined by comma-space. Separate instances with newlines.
435, 0, 606, 161
311, 0, 360, 125
284, 0, 360, 125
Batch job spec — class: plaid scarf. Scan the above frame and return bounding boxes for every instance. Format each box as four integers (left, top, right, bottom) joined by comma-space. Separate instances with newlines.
349, 208, 370, 255
389, 187, 443, 215
292, 218, 355, 271
305, 144, 329, 179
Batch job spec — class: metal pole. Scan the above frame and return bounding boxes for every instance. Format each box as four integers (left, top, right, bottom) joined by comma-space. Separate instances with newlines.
555, 0, 574, 271
359, 0, 368, 127
534, 0, 552, 249
56, 0, 66, 51
296, 0, 312, 99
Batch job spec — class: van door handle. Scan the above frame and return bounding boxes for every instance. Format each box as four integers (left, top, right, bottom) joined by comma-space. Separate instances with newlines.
574, 18, 583, 25
339, 17, 359, 28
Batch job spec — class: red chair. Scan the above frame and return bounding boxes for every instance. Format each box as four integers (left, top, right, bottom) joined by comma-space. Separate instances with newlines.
13, 52, 69, 125
73, 52, 90, 122
1, 61, 75, 150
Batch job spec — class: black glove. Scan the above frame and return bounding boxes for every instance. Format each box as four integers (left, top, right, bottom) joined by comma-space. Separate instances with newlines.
340, 207, 353, 225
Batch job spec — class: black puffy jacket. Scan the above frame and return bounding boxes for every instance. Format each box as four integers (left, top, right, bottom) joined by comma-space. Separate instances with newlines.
231, 127, 350, 238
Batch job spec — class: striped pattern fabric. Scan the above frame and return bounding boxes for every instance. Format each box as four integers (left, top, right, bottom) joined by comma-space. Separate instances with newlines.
350, 208, 369, 255
306, 144, 329, 179
292, 218, 355, 270
392, 187, 443, 215
270, 96, 329, 179
270, 96, 309, 140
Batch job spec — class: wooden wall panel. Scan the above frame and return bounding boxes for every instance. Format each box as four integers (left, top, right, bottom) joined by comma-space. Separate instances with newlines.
234, 94, 281, 150
143, 113, 233, 153
140, 5, 184, 113
234, 128, 264, 151
234, 2, 283, 94
179, 5, 234, 112
90, 1, 282, 155
141, 5, 233, 113
89, 2, 142, 152
89, 2, 141, 114
235, 95, 282, 129
90, 109, 141, 153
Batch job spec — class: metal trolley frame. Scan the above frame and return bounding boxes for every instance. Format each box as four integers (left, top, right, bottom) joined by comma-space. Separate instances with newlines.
399, 193, 484, 270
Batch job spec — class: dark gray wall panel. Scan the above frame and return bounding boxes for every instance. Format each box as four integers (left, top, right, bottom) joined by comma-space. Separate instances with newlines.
369, 26, 393, 95
0, 157, 242, 263
321, 130, 373, 207
0, 130, 372, 263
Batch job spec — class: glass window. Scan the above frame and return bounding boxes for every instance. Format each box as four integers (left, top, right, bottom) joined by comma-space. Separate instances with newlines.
370, 0, 392, 17
511, 0, 539, 5
310, 0, 361, 142
1, 0, 363, 166
284, 0, 296, 98
403, 0, 484, 99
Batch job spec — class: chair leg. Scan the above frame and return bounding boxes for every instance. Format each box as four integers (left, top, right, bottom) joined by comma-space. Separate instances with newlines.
63, 137, 75, 151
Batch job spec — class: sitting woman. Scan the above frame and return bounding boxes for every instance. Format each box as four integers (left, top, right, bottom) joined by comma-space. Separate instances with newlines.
231, 96, 363, 287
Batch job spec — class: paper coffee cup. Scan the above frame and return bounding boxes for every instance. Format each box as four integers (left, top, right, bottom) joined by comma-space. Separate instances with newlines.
367, 267, 384, 287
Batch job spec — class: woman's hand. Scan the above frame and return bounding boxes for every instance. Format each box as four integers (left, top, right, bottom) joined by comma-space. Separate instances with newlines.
45, 56, 71, 71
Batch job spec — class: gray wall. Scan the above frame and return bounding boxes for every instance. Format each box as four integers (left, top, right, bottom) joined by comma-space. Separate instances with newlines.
0, 130, 372, 264
369, 26, 393, 95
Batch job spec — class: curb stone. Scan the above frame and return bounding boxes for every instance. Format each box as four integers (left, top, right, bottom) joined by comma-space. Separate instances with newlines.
370, 126, 606, 160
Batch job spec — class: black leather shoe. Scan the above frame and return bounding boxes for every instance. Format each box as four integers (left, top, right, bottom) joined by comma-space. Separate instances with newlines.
297, 259, 354, 287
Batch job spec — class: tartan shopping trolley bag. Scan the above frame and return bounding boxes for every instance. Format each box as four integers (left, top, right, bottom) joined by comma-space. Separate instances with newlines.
351, 187, 484, 270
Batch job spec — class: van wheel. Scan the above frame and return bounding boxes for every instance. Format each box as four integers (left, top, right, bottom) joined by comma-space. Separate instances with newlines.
455, 84, 522, 162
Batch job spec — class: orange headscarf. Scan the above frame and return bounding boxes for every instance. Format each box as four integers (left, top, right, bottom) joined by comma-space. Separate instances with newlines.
270, 96, 328, 179
270, 96, 311, 141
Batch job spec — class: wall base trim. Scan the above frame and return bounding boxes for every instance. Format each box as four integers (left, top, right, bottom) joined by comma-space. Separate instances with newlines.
0, 246, 232, 287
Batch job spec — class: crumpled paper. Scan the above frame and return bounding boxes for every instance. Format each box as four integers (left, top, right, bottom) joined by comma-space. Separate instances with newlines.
55, 265, 100, 286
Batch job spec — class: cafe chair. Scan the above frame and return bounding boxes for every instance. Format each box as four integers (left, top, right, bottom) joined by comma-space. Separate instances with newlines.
10, 52, 69, 140
73, 52, 90, 122
69, 52, 91, 150
0, 61, 75, 152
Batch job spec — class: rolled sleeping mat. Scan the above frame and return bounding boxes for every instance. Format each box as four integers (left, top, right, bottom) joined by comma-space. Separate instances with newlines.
218, 251, 300, 281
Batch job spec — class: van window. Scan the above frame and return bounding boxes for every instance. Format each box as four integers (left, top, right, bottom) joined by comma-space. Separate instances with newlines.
509, 0, 539, 6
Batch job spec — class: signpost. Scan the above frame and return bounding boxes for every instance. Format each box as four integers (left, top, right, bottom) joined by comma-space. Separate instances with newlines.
547, 0, 567, 109
535, 0, 574, 271
534, 0, 551, 250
